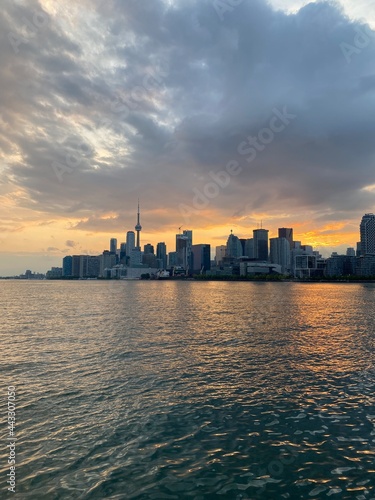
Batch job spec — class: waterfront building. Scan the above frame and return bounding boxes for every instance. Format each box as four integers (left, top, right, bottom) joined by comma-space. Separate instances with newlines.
46, 267, 62, 279
356, 255, 375, 276
253, 229, 269, 261
126, 231, 135, 260
100, 251, 117, 276
119, 243, 126, 263
87, 256, 100, 277
240, 261, 282, 276
360, 213, 375, 255
129, 248, 142, 267
191, 244, 211, 274
226, 232, 242, 259
62, 256, 72, 277
278, 228, 293, 249
325, 255, 356, 277
168, 251, 179, 267
176, 230, 193, 269
270, 237, 291, 274
110, 238, 117, 254
144, 243, 154, 254
215, 245, 226, 266
244, 238, 254, 258
156, 242, 167, 268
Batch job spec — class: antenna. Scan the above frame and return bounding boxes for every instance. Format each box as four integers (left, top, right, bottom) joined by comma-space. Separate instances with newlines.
178, 225, 183, 233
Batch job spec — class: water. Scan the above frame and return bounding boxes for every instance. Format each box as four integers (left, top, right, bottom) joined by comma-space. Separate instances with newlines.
0, 280, 374, 499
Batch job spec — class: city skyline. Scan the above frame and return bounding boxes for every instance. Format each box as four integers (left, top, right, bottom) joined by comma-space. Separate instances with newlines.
1, 0, 375, 275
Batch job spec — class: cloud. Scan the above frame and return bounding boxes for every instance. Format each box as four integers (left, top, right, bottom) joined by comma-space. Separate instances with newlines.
65, 240, 77, 247
0, 0, 374, 247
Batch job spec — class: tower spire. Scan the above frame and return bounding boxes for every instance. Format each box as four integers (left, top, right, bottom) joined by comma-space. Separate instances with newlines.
135, 199, 142, 249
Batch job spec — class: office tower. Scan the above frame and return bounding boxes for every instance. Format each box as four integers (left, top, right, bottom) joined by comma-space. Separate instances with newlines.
142, 244, 156, 267
253, 229, 269, 261
100, 251, 117, 275
176, 230, 193, 269
142, 252, 157, 267
144, 243, 154, 254
278, 228, 293, 250
346, 247, 355, 257
356, 242, 361, 257
71, 255, 81, 277
191, 244, 211, 274
270, 237, 291, 274
360, 213, 375, 255
126, 231, 135, 258
135, 201, 142, 249
215, 245, 226, 266
119, 242, 126, 262
110, 238, 117, 254
156, 242, 167, 268
239, 238, 246, 256
168, 251, 179, 267
244, 238, 254, 258
226, 232, 242, 259
130, 248, 142, 267
87, 256, 100, 277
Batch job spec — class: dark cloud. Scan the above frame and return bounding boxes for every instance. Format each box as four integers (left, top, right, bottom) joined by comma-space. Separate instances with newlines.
1, 0, 374, 236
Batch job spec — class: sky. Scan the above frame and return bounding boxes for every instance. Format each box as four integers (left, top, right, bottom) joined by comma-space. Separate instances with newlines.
0, 0, 374, 275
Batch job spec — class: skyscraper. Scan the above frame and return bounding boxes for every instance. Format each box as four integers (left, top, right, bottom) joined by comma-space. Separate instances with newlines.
226, 232, 242, 259
253, 229, 269, 261
156, 242, 167, 268
360, 213, 375, 255
126, 231, 135, 258
278, 228, 293, 250
135, 200, 142, 249
176, 230, 193, 269
270, 237, 290, 274
110, 238, 117, 254
191, 244, 211, 274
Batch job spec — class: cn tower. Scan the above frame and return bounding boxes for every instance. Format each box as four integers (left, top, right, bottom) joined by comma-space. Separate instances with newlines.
135, 200, 142, 249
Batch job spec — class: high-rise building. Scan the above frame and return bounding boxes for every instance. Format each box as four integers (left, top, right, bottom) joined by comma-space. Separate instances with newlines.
176, 230, 193, 269
244, 238, 254, 258
346, 247, 355, 257
226, 232, 242, 259
191, 244, 211, 274
126, 231, 135, 259
119, 242, 126, 263
215, 245, 226, 265
168, 251, 179, 267
129, 248, 142, 267
156, 242, 167, 268
144, 243, 154, 254
253, 229, 269, 261
270, 237, 290, 274
62, 256, 73, 277
110, 238, 117, 254
360, 213, 375, 255
135, 201, 142, 249
278, 228, 293, 250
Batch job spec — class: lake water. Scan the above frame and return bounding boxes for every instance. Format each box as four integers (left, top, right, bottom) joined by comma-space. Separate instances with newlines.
0, 280, 374, 499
